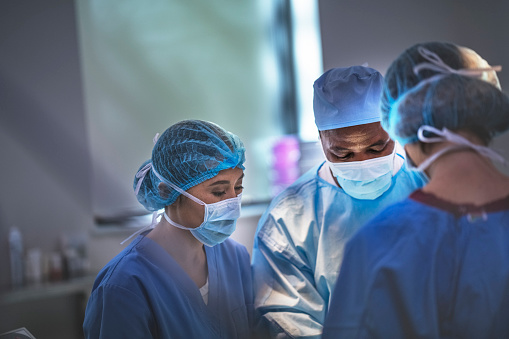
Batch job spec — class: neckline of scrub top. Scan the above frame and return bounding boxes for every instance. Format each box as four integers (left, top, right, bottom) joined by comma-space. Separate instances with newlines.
137, 235, 218, 309
410, 189, 509, 217
135, 235, 221, 334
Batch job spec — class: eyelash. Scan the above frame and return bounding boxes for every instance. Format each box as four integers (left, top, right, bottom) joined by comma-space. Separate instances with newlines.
212, 186, 244, 197
335, 148, 384, 160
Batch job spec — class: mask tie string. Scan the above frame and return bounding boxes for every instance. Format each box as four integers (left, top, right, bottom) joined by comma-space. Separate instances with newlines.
416, 125, 507, 172
413, 47, 502, 78
134, 163, 152, 196
134, 133, 160, 196
120, 211, 162, 245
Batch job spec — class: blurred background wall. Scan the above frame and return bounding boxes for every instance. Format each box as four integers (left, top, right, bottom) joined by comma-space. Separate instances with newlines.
1, 0, 508, 337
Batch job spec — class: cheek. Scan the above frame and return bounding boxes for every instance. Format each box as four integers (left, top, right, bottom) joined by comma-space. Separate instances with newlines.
178, 199, 205, 228
320, 145, 334, 162
404, 144, 422, 164
188, 203, 205, 227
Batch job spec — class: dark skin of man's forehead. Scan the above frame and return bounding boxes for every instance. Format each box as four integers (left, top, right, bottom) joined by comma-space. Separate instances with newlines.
320, 122, 395, 162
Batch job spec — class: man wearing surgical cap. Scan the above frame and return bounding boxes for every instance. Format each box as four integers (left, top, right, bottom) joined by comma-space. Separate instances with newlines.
251, 66, 426, 338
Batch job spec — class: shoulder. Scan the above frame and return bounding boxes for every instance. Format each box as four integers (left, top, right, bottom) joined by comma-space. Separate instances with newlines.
92, 238, 153, 292
263, 163, 340, 215
348, 198, 427, 254
363, 198, 420, 229
274, 166, 322, 201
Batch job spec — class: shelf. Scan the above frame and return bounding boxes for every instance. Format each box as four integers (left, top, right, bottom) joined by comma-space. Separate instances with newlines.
0, 275, 96, 305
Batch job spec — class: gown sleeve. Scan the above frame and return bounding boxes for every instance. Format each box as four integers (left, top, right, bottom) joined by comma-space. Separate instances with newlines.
252, 211, 325, 339
83, 283, 155, 339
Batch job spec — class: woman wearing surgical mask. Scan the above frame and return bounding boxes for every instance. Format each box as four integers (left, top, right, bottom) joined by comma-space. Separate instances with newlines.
323, 42, 509, 338
83, 120, 254, 338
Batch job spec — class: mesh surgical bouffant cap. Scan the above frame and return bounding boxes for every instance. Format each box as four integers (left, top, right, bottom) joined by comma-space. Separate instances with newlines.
313, 66, 384, 131
381, 41, 509, 146
134, 120, 246, 211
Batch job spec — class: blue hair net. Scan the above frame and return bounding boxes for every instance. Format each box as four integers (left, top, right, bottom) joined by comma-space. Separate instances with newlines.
381, 41, 508, 146
134, 120, 246, 211
313, 66, 384, 131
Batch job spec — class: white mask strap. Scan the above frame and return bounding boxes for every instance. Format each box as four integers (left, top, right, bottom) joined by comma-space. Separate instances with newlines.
163, 212, 194, 231
416, 145, 466, 172
120, 211, 162, 245
416, 125, 507, 171
413, 47, 502, 79
133, 133, 161, 196
151, 167, 205, 206
134, 163, 152, 196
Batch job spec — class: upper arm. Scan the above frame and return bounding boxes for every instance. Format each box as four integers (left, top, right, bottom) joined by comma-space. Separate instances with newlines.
83, 284, 155, 339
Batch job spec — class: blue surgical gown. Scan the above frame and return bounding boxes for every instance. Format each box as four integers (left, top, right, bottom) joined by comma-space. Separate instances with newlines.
323, 190, 509, 339
251, 160, 425, 338
83, 234, 254, 338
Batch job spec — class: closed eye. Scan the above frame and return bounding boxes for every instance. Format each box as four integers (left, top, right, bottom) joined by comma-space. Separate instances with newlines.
333, 152, 353, 160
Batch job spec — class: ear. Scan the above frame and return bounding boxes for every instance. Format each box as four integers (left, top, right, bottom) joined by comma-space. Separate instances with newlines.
159, 182, 183, 207
158, 182, 169, 199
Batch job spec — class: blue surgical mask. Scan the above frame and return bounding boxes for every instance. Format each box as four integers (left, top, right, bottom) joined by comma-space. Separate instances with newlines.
149, 167, 242, 246
327, 147, 396, 200
162, 184, 242, 247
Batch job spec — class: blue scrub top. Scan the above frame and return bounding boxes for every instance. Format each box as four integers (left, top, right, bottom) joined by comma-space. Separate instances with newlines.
83, 234, 254, 338
323, 190, 509, 339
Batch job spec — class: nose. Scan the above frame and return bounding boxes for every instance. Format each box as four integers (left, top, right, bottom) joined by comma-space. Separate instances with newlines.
224, 188, 238, 199
351, 153, 373, 162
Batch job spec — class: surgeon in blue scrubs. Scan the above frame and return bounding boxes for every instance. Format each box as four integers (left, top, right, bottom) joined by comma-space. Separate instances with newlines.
83, 120, 254, 338
251, 66, 426, 338
323, 42, 509, 338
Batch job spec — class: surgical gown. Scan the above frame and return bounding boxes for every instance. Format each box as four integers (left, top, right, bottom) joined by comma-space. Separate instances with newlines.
251, 160, 425, 338
322, 190, 509, 339
83, 234, 254, 338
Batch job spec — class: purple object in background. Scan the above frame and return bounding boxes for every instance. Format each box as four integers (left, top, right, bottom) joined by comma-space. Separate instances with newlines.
271, 135, 301, 197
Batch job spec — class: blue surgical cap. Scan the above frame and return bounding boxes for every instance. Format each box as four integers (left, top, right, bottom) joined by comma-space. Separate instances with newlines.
134, 120, 246, 211
382, 42, 508, 146
313, 66, 384, 131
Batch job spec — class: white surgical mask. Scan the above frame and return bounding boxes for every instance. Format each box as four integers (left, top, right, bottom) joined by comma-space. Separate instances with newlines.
327, 147, 396, 200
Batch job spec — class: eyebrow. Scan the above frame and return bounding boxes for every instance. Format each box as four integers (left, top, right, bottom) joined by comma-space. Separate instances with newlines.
208, 173, 244, 187
369, 139, 390, 148
331, 139, 389, 152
